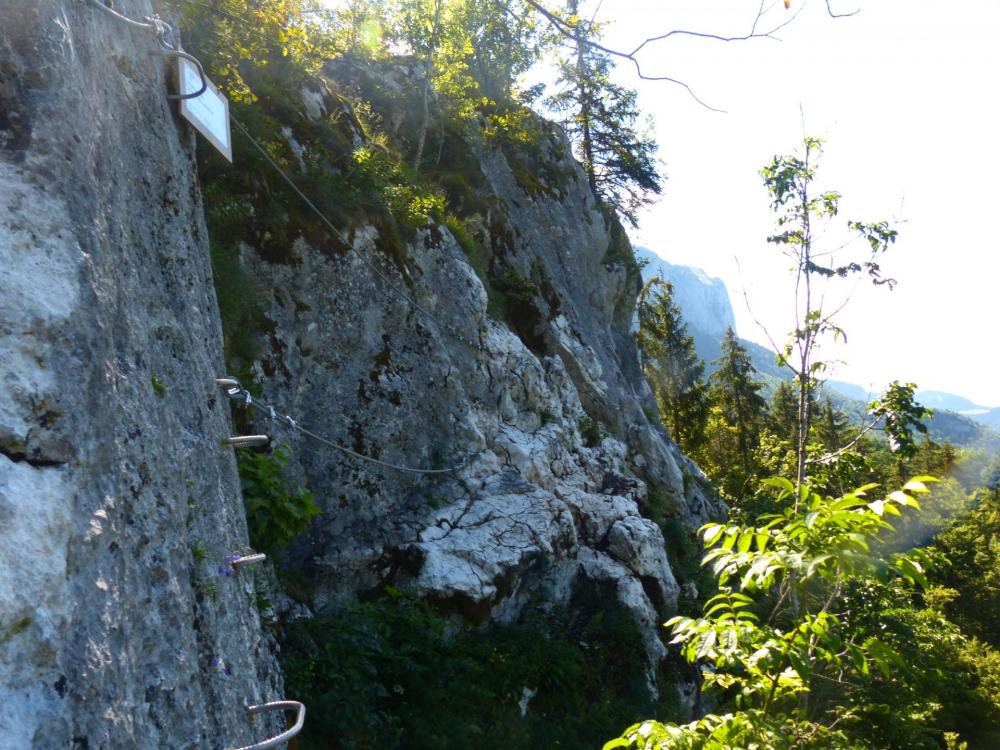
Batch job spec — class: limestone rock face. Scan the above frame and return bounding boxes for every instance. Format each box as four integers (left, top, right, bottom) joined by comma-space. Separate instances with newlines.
238, 74, 723, 694
0, 2, 281, 747
634, 247, 736, 339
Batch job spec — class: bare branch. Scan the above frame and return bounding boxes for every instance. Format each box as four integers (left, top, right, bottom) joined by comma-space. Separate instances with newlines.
512, 0, 804, 112
625, 1, 801, 59
806, 418, 877, 465
825, 0, 860, 19
735, 257, 800, 377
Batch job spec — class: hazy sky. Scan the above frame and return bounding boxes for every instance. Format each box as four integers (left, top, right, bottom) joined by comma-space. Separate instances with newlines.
580, 0, 1000, 405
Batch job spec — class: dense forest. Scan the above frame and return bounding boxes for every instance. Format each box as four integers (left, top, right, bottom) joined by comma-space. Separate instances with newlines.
165, 1, 1000, 747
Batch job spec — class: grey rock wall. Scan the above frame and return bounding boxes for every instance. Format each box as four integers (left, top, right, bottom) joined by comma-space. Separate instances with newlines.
237, 82, 721, 695
0, 2, 281, 747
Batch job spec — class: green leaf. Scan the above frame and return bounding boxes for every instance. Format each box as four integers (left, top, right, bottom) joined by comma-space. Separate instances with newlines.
831, 495, 866, 511
787, 649, 811, 680
761, 477, 794, 493
702, 524, 725, 547
721, 529, 739, 552
888, 490, 920, 508
704, 602, 732, 618
736, 531, 753, 553
805, 554, 833, 578
696, 629, 718, 661
602, 739, 632, 750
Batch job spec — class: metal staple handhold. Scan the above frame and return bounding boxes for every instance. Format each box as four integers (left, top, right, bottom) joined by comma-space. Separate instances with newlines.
234, 700, 306, 750
230, 553, 267, 570
216, 377, 241, 388
222, 435, 270, 448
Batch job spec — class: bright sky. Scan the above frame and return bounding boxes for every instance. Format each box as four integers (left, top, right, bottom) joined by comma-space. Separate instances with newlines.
583, 0, 1000, 406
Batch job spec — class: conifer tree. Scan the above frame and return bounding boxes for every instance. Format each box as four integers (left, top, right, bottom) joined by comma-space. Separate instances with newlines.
709, 328, 768, 482
546, 0, 661, 226
769, 380, 800, 446
815, 395, 851, 452
637, 278, 708, 453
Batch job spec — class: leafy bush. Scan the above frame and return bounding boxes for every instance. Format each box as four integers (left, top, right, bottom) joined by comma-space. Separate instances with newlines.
606, 476, 988, 749
237, 445, 319, 553
281, 589, 670, 750
579, 415, 605, 448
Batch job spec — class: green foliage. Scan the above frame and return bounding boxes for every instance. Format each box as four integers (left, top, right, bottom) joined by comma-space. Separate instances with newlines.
237, 444, 319, 553
932, 486, 1000, 647
169, 0, 339, 104
761, 136, 899, 486
603, 477, 997, 749
659, 514, 717, 617
637, 277, 709, 453
579, 414, 606, 448
698, 329, 769, 502
282, 590, 667, 749
869, 380, 932, 459
769, 381, 801, 445
0, 615, 31, 646
150, 373, 168, 397
832, 578, 1000, 750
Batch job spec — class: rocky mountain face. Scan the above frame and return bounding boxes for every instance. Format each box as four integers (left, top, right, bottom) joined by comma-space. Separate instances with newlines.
635, 247, 735, 340
1, 2, 282, 747
0, 3, 723, 744
236, 65, 720, 697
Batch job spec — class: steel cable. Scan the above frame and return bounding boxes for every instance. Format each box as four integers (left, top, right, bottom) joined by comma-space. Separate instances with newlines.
219, 379, 473, 475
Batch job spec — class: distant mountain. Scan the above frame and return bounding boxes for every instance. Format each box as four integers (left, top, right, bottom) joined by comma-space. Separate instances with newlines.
975, 408, 1000, 430
635, 247, 735, 339
915, 391, 1000, 431
636, 249, 1000, 453
917, 391, 982, 412
826, 380, 876, 403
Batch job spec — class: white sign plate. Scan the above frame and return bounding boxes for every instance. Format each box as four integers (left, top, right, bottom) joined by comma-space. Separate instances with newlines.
178, 58, 233, 162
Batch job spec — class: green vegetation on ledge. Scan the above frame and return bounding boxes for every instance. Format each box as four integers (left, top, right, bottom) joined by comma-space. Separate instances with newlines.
282, 588, 679, 750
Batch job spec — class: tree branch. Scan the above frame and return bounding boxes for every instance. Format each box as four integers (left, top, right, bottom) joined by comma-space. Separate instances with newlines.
806, 418, 877, 465
735, 257, 800, 378
512, 0, 806, 112
825, 0, 860, 19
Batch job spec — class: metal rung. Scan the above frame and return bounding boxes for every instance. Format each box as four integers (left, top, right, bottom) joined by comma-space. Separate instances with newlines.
222, 435, 270, 448
216, 377, 241, 388
234, 700, 306, 750
231, 553, 267, 570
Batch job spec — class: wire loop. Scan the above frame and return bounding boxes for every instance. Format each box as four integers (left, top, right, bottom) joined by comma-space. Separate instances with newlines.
234, 700, 306, 750
84, 1, 208, 100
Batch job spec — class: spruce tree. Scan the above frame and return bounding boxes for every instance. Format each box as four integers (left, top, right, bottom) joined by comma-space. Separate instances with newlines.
637, 277, 708, 452
815, 396, 850, 452
546, 0, 661, 226
770, 381, 800, 446
709, 327, 767, 481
